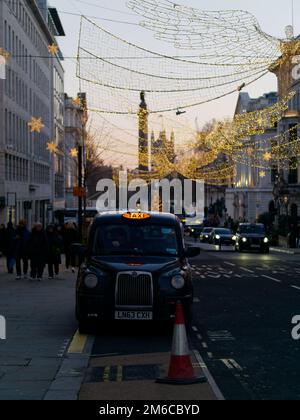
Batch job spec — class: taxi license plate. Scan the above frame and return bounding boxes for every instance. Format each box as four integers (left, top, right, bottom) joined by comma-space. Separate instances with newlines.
115, 311, 153, 321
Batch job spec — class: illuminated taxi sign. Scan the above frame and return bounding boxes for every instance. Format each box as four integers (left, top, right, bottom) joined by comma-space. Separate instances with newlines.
123, 213, 151, 220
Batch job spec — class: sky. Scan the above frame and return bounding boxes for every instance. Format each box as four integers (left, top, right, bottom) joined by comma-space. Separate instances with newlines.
48, 0, 299, 166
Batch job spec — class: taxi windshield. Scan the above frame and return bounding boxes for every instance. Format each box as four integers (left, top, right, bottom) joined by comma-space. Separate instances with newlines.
93, 224, 179, 257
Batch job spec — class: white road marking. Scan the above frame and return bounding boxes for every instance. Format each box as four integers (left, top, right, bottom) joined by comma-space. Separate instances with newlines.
193, 350, 225, 400
262, 275, 282, 284
197, 334, 203, 340
207, 352, 214, 359
202, 342, 208, 349
193, 297, 200, 303
221, 359, 243, 372
291, 285, 300, 291
192, 326, 198, 332
240, 267, 255, 274
224, 262, 236, 267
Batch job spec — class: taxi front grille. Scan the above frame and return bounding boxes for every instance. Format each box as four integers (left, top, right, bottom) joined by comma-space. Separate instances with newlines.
115, 272, 153, 308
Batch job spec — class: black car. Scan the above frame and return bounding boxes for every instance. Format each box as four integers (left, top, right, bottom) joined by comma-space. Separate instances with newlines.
209, 228, 235, 247
74, 212, 200, 332
234, 223, 270, 253
200, 227, 214, 243
187, 225, 203, 241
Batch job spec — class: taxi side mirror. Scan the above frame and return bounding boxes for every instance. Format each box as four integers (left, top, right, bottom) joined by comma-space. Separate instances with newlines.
72, 243, 87, 267
184, 247, 200, 258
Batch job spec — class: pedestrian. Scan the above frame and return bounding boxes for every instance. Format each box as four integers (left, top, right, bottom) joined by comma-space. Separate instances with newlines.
63, 222, 79, 273
0, 224, 6, 257
46, 225, 63, 279
3, 222, 16, 274
15, 220, 30, 280
28, 223, 48, 281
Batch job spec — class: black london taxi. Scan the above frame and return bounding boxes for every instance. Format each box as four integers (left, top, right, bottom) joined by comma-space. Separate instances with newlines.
74, 211, 200, 332
234, 223, 270, 254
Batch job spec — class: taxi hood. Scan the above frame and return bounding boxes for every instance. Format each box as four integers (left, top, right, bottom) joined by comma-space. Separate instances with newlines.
89, 255, 181, 274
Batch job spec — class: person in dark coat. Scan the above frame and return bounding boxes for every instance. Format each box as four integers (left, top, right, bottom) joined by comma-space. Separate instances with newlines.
3, 222, 16, 274
15, 220, 30, 280
46, 225, 63, 279
63, 222, 79, 273
0, 224, 6, 257
28, 223, 49, 281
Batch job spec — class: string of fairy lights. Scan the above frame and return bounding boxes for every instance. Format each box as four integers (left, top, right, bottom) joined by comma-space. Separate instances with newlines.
1, 1, 300, 187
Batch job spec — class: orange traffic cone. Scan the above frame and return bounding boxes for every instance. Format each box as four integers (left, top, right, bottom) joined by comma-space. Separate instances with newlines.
157, 302, 207, 385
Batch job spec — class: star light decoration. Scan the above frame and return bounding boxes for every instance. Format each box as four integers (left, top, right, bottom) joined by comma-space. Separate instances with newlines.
70, 148, 78, 158
48, 43, 58, 56
259, 170, 266, 178
28, 117, 45, 133
263, 152, 272, 162
46, 142, 58, 154
72, 97, 82, 107
0, 47, 10, 62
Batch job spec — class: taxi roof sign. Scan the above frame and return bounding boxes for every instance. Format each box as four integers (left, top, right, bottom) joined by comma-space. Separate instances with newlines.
123, 212, 151, 220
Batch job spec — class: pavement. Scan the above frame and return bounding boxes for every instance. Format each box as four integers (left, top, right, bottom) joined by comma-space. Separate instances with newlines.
1, 244, 300, 400
0, 258, 81, 400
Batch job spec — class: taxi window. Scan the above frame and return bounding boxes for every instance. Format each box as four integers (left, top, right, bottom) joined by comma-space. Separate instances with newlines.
93, 224, 178, 257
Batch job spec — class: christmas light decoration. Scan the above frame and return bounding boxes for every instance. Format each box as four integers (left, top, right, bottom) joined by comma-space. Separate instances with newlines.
48, 43, 59, 56
72, 97, 82, 107
46, 142, 58, 154
77, 15, 285, 114
28, 117, 45, 133
70, 148, 79, 158
0, 47, 10, 62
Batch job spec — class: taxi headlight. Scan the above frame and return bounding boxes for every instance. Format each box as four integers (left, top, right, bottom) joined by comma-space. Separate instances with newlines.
216, 235, 221, 240
264, 237, 269, 244
242, 237, 247, 243
232, 235, 237, 241
84, 274, 98, 289
171, 275, 185, 290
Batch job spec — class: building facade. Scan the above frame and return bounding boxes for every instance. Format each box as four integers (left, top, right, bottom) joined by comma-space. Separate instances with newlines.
226, 92, 278, 223
0, 0, 64, 227
64, 93, 88, 209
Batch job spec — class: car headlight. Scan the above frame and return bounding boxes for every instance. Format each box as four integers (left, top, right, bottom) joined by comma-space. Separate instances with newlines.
242, 237, 247, 243
216, 235, 221, 240
84, 274, 98, 289
205, 235, 209, 238
171, 275, 185, 290
264, 238, 269, 244
232, 235, 237, 241
191, 229, 195, 233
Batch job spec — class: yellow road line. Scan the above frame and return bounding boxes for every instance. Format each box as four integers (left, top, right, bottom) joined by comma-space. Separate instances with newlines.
68, 330, 88, 354
103, 366, 111, 382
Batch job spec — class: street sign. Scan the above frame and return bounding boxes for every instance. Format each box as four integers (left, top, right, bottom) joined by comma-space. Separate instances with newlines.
73, 187, 86, 198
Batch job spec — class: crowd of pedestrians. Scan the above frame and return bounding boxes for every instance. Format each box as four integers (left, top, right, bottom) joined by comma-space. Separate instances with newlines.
0, 220, 79, 281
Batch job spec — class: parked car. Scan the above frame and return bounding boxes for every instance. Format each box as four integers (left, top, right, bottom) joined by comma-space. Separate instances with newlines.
209, 228, 235, 247
200, 227, 214, 243
234, 223, 270, 254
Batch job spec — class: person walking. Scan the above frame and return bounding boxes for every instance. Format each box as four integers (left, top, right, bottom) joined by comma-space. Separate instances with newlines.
15, 220, 30, 280
3, 222, 16, 274
63, 223, 79, 273
28, 223, 48, 281
46, 225, 63, 279
0, 224, 6, 257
